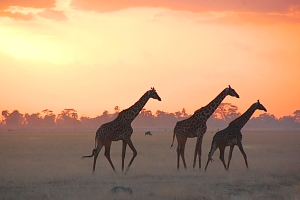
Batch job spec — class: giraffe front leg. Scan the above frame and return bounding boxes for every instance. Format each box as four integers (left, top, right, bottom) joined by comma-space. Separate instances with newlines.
122, 140, 128, 171
204, 146, 217, 171
193, 137, 202, 169
198, 137, 203, 169
193, 139, 199, 169
125, 139, 137, 173
227, 145, 235, 170
238, 143, 248, 169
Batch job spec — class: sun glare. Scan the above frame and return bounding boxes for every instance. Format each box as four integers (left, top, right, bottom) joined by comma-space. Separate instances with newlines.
0, 29, 74, 65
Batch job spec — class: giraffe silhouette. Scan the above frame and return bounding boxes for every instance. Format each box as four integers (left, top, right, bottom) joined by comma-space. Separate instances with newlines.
204, 100, 267, 171
82, 87, 161, 172
171, 85, 240, 169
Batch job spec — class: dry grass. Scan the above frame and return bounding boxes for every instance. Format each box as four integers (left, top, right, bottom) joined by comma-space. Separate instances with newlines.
0, 130, 300, 199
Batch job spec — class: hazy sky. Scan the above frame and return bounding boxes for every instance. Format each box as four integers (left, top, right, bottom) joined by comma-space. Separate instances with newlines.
0, 0, 300, 118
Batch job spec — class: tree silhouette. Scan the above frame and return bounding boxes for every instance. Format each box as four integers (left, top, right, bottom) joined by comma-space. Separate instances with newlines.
181, 108, 188, 117
24, 112, 43, 127
1, 110, 9, 124
247, 113, 278, 129
4, 110, 24, 127
114, 106, 120, 113
42, 109, 56, 127
0, 106, 299, 130
293, 110, 300, 122
56, 109, 80, 127
213, 103, 240, 122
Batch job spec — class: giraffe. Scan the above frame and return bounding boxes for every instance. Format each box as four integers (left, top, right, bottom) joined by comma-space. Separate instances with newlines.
170, 85, 240, 169
82, 87, 161, 172
204, 100, 267, 171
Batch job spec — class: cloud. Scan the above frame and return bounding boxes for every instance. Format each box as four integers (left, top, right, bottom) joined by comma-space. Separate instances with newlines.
70, 0, 300, 24
37, 9, 68, 21
0, 0, 57, 20
0, 0, 55, 9
0, 10, 34, 20
70, 0, 300, 14
195, 12, 300, 25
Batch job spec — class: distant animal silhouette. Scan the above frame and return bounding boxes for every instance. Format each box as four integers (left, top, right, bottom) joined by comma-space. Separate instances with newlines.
171, 85, 240, 169
82, 88, 161, 172
111, 186, 133, 195
204, 100, 267, 171
145, 131, 152, 136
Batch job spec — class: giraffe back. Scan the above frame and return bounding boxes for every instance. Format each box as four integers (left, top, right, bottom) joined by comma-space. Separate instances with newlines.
213, 126, 242, 146
174, 115, 207, 138
96, 119, 133, 141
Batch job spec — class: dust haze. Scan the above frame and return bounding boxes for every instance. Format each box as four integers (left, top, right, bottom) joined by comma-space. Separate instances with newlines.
1, 130, 300, 199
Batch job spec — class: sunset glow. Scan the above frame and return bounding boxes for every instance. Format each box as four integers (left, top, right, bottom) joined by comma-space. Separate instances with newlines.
1, 0, 300, 119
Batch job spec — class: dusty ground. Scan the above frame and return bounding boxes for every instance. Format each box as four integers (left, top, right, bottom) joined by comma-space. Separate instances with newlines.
0, 129, 300, 200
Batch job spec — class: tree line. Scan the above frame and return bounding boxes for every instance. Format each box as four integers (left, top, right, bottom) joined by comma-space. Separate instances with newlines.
1, 103, 300, 131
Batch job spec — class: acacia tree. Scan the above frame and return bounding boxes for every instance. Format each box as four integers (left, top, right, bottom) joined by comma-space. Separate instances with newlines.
42, 109, 56, 127
247, 113, 278, 129
213, 103, 240, 122
293, 110, 300, 122
2, 110, 24, 128
1, 110, 9, 124
155, 110, 177, 128
24, 112, 43, 127
133, 108, 155, 128
56, 109, 80, 127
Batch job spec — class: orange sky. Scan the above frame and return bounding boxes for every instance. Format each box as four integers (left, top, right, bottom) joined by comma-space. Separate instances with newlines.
0, 0, 300, 118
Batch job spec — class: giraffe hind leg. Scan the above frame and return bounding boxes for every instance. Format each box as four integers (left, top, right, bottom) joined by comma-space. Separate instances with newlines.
227, 145, 235, 170
93, 142, 104, 172
219, 146, 227, 170
179, 145, 187, 169
176, 145, 180, 170
104, 141, 116, 172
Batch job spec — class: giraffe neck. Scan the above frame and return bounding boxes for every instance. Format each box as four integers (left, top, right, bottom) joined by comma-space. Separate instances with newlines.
117, 91, 150, 123
229, 103, 257, 130
194, 88, 228, 120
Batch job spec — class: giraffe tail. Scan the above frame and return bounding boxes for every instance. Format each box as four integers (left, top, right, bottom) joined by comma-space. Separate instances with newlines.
82, 149, 95, 159
170, 130, 176, 148
82, 136, 97, 159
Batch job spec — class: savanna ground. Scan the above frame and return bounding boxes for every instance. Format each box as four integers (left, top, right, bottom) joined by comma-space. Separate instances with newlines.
0, 129, 300, 200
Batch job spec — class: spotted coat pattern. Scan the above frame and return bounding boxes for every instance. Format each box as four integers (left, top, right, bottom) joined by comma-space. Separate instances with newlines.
204, 100, 267, 171
171, 86, 240, 169
84, 88, 161, 172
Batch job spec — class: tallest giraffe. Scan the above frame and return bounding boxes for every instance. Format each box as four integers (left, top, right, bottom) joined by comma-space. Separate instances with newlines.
171, 85, 240, 169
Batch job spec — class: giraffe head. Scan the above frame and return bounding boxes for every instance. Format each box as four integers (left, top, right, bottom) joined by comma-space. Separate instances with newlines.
226, 85, 240, 98
256, 100, 267, 112
148, 87, 161, 101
